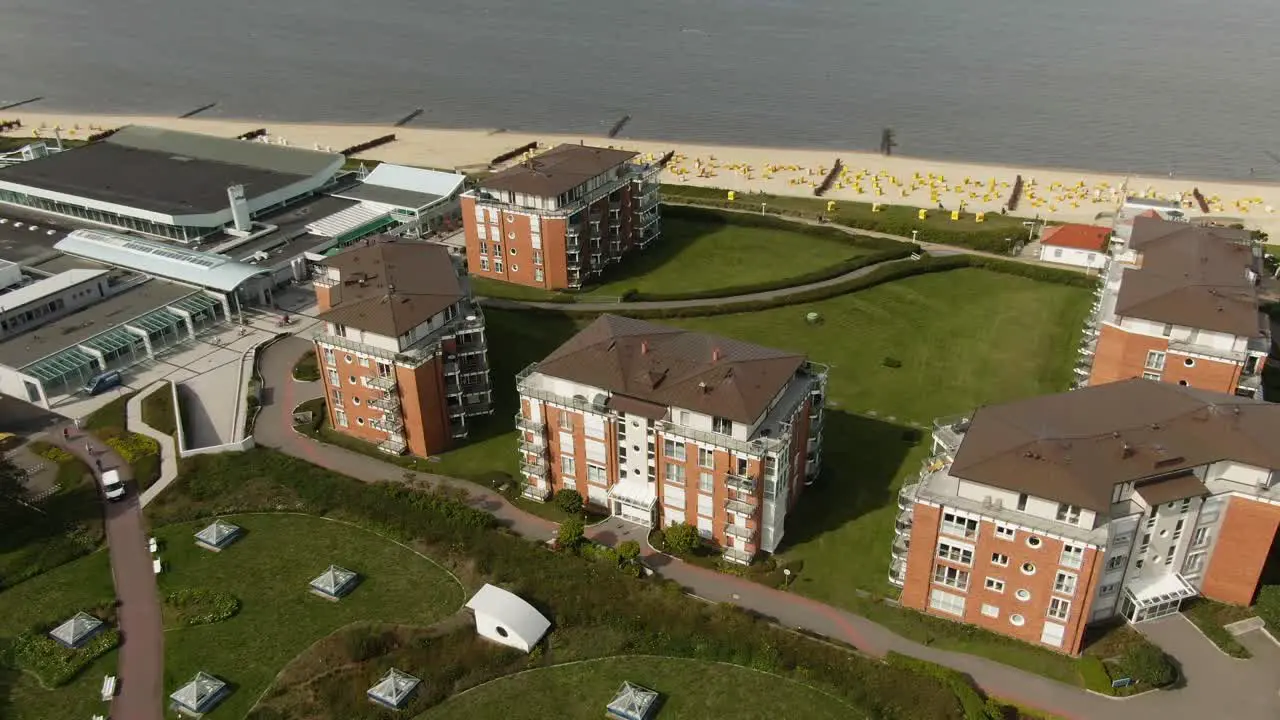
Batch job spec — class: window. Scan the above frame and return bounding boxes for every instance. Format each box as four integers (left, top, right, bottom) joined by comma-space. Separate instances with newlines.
1138, 532, 1151, 554
994, 525, 1016, 541
1172, 518, 1185, 540
335, 410, 348, 427
664, 462, 686, 485
1053, 571, 1077, 595
1055, 504, 1081, 525
1145, 350, 1166, 371
1191, 527, 1209, 547
1164, 545, 1177, 564
1009, 614, 1025, 627
941, 512, 979, 540
494, 259, 504, 273
480, 257, 489, 271
509, 246, 517, 256
535, 268, 544, 282
323, 348, 336, 366
698, 447, 715, 469
559, 412, 574, 430
533, 250, 543, 266
1099, 583, 1119, 596
586, 465, 606, 484
327, 369, 340, 386
712, 416, 733, 435
351, 396, 361, 406
1184, 357, 1195, 368
1161, 323, 1173, 337
344, 354, 354, 364
991, 553, 1010, 567
1183, 552, 1206, 575
479, 240, 488, 253
981, 603, 1000, 618
698, 471, 714, 493
663, 439, 686, 460
561, 455, 576, 476
1026, 535, 1042, 549
1053, 248, 1063, 258
985, 577, 1005, 593
932, 565, 971, 591
1015, 589, 1031, 602
1047, 598, 1071, 621
1041, 621, 1065, 647
1060, 544, 1084, 570
474, 206, 485, 223
511, 264, 519, 272
1142, 372, 1161, 381
1020, 562, 1036, 576
332, 390, 343, 407
1016, 493, 1028, 511
359, 356, 370, 368
937, 542, 975, 565
1179, 498, 1192, 514
929, 589, 966, 616
493, 242, 502, 255
1145, 514, 1157, 529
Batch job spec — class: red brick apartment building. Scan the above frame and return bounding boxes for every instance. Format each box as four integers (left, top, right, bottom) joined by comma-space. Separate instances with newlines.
311, 238, 493, 456
1079, 216, 1269, 397
461, 144, 662, 290
895, 380, 1280, 654
515, 315, 828, 564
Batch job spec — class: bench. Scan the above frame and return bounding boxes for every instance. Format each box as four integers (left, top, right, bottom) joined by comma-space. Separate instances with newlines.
101, 674, 116, 700
153, 558, 163, 574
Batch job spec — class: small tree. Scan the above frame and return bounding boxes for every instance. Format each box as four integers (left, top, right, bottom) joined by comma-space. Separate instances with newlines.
1122, 644, 1177, 688
618, 540, 641, 564
557, 517, 585, 549
663, 522, 700, 555
553, 489, 583, 514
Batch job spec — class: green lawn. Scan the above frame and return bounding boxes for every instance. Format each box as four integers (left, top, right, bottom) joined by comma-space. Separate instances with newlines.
155, 513, 464, 718
470, 216, 867, 301
292, 350, 321, 382
419, 656, 856, 720
140, 382, 177, 436
0, 550, 117, 719
0, 444, 102, 589
83, 391, 163, 491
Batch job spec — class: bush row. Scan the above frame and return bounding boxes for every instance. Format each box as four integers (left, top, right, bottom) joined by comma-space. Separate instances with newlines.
28, 441, 75, 464
163, 588, 241, 628
11, 628, 120, 687
885, 653, 1002, 720
153, 448, 969, 719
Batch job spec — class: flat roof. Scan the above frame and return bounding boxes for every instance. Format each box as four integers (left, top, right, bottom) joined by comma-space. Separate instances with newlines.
0, 269, 107, 311
0, 207, 78, 265
216, 196, 360, 262
0, 279, 195, 367
0, 126, 343, 216
57, 229, 268, 292
481, 144, 637, 198
334, 183, 440, 210
28, 254, 108, 275
333, 163, 465, 210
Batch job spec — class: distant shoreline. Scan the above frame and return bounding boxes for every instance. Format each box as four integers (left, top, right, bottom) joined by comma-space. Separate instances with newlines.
6, 111, 1280, 233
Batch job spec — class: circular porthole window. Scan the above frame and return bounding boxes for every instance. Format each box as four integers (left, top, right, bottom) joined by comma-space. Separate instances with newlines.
495, 625, 509, 638
344, 354, 353, 363
1178, 380, 1189, 386
356, 417, 365, 426
511, 264, 519, 272
1010, 614, 1026, 627
510, 247, 518, 255
348, 376, 357, 384
1020, 562, 1036, 575
1184, 358, 1195, 368
1015, 589, 1031, 602
352, 397, 361, 405
1026, 536, 1042, 549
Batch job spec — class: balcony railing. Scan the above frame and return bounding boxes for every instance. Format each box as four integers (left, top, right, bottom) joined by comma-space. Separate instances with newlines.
370, 415, 404, 434
725, 473, 757, 493
891, 535, 910, 556
894, 511, 912, 535
723, 547, 754, 565
367, 374, 397, 391
515, 413, 544, 432
520, 459, 547, 478
522, 482, 551, 502
897, 483, 918, 510
377, 438, 407, 455
314, 304, 485, 367
518, 432, 546, 452
369, 393, 401, 412
724, 523, 755, 541
724, 497, 758, 515
888, 558, 907, 587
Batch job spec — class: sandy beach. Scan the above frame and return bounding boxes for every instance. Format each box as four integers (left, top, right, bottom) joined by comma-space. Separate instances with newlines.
6, 111, 1280, 234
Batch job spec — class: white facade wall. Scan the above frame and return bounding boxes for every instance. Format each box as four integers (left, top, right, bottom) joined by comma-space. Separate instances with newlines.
954, 479, 1097, 528
1118, 316, 1247, 352
1206, 461, 1271, 490
1039, 244, 1107, 269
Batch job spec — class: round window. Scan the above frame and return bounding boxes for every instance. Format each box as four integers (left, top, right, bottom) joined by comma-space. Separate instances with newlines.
356, 417, 365, 426
1178, 380, 1189, 387
344, 354, 353, 363
1020, 562, 1036, 575
1026, 536, 1042, 549
495, 625, 509, 638
1184, 358, 1195, 367
511, 264, 519, 272
1015, 589, 1031, 602
1010, 614, 1026, 627
510, 247, 518, 255
352, 397, 361, 405
348, 376, 356, 384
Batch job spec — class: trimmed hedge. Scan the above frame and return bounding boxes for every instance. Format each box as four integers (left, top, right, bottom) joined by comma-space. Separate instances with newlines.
12, 628, 120, 687
886, 652, 994, 720
163, 588, 241, 628
29, 441, 75, 464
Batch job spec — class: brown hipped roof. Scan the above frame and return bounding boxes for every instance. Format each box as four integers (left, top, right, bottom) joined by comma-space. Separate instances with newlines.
317, 239, 464, 337
534, 315, 807, 424
1115, 219, 1263, 337
1128, 215, 1251, 250
481, 144, 637, 198
1040, 224, 1110, 251
1134, 472, 1208, 507
949, 380, 1280, 513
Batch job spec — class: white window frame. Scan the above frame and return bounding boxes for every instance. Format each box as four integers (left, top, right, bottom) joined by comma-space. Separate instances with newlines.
586, 465, 607, 484
698, 471, 714, 493
698, 447, 715, 469
937, 541, 975, 566
664, 462, 686, 485
1053, 571, 1077, 596
941, 511, 979, 540
1047, 597, 1071, 621
984, 577, 1005, 593
994, 525, 1016, 541
929, 589, 966, 616
991, 552, 1010, 567
663, 439, 686, 461
981, 603, 1000, 618
1059, 544, 1084, 570
335, 409, 348, 428
1183, 551, 1206, 575
1191, 526, 1209, 548
1055, 503, 1081, 525
560, 455, 576, 476
1145, 350, 1166, 371
932, 564, 970, 591
479, 257, 489, 271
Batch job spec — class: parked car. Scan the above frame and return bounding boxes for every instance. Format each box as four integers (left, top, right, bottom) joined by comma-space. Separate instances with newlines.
99, 468, 126, 501
80, 371, 122, 396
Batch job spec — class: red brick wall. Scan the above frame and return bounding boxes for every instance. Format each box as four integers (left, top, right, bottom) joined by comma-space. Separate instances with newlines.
1202, 497, 1280, 605
398, 358, 450, 457
900, 503, 942, 611
1089, 324, 1242, 393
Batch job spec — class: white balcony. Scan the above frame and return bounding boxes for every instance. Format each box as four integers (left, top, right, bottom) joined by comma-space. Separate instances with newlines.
520, 459, 547, 479
368, 374, 396, 391
514, 413, 544, 432
723, 547, 753, 565
370, 415, 404, 434
377, 438, 406, 455
723, 523, 755, 541
522, 482, 551, 502
888, 557, 907, 587
725, 473, 756, 493
724, 496, 758, 515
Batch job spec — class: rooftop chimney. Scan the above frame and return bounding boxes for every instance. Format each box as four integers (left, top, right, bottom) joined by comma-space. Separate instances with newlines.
227, 184, 251, 232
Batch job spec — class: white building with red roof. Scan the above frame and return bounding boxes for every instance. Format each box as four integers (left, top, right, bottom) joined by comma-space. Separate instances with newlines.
1038, 223, 1111, 269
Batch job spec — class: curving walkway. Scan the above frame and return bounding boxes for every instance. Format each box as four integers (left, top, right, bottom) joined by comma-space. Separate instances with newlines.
476, 203, 1084, 313
46, 425, 164, 720
251, 337, 1280, 720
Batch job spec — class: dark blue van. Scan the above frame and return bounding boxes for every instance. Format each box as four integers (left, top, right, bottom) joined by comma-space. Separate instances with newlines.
81, 371, 122, 396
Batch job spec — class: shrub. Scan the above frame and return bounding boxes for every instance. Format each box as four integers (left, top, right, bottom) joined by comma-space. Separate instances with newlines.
292, 351, 321, 382
885, 652, 994, 720
1120, 643, 1177, 688
618, 540, 641, 563
553, 489, 584, 514
882, 356, 903, 368
557, 517, 585, 549
343, 628, 396, 662
664, 522, 700, 555
12, 628, 121, 687
29, 441, 75, 464
163, 588, 241, 628
104, 433, 159, 464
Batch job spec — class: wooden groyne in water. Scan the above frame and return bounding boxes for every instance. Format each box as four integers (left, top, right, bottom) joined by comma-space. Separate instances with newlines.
394, 108, 424, 127
1006, 175, 1024, 211
178, 102, 217, 119
1193, 188, 1210, 213
656, 150, 676, 168
0, 97, 42, 111
237, 128, 267, 141
86, 128, 120, 142
491, 141, 538, 166
607, 114, 631, 138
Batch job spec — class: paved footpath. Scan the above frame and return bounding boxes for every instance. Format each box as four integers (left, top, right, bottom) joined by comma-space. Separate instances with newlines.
47, 425, 164, 720
253, 336, 1280, 720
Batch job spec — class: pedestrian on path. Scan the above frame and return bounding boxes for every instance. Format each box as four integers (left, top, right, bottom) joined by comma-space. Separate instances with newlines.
95, 458, 103, 472
62, 427, 69, 440
85, 442, 93, 455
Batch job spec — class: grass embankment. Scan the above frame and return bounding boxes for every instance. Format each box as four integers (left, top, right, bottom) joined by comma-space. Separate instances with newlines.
0, 443, 101, 588
140, 382, 177, 436
1182, 598, 1255, 658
